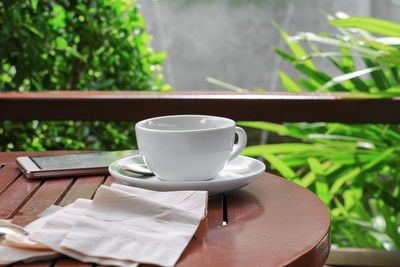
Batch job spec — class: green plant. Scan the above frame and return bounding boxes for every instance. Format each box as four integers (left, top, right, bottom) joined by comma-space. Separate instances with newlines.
211, 14, 400, 249
254, 14, 400, 249
0, 0, 171, 151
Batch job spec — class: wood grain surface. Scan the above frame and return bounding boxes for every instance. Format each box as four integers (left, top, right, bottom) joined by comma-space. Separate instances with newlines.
0, 151, 331, 267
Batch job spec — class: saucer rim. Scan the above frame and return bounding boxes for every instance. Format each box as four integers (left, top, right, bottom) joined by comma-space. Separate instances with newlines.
109, 155, 265, 185
109, 155, 266, 195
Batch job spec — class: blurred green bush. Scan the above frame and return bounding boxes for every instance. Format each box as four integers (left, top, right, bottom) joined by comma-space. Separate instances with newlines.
247, 15, 400, 249
0, 0, 170, 151
209, 13, 400, 250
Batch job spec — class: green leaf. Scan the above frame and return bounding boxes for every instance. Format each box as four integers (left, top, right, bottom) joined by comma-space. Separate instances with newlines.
22, 24, 43, 38
289, 32, 382, 58
329, 167, 361, 200
390, 67, 400, 84
341, 47, 355, 72
297, 78, 319, 91
262, 153, 297, 179
307, 133, 375, 149
318, 67, 381, 92
300, 159, 335, 188
362, 148, 394, 171
64, 47, 86, 62
278, 71, 303, 92
307, 157, 324, 175
206, 77, 247, 93
330, 17, 400, 37
55, 37, 68, 50
272, 47, 296, 62
301, 172, 317, 188
238, 121, 289, 135
243, 143, 317, 156
316, 178, 329, 205
272, 21, 316, 70
295, 64, 348, 91
363, 58, 391, 90
300, 51, 345, 62
274, 43, 350, 92
31, 0, 38, 12
338, 47, 370, 91
364, 40, 398, 53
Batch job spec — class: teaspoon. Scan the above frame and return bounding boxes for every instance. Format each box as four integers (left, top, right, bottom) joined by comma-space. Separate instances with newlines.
117, 160, 153, 176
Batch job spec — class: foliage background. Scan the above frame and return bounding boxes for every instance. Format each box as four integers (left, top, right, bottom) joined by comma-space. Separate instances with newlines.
0, 0, 170, 151
236, 14, 400, 250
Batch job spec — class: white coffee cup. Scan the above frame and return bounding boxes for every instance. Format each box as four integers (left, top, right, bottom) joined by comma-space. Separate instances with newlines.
135, 115, 247, 181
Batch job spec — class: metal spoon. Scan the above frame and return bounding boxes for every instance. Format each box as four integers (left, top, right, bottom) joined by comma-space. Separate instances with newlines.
117, 158, 154, 176
0, 225, 29, 236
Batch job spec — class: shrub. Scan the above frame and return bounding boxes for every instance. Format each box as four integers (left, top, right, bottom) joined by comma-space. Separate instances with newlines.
245, 14, 400, 249
210, 14, 400, 249
0, 0, 170, 151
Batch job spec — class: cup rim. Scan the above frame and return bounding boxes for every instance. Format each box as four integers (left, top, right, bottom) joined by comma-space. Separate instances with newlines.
135, 114, 235, 133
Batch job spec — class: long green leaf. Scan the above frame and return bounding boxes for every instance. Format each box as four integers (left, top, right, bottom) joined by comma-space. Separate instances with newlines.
362, 148, 394, 171
243, 143, 318, 156
339, 47, 370, 91
330, 17, 400, 37
278, 71, 303, 92
390, 67, 400, 84
301, 172, 317, 188
307, 134, 375, 149
307, 157, 324, 175
262, 153, 297, 179
272, 22, 316, 70
363, 58, 391, 90
275, 46, 364, 92
206, 77, 247, 93
329, 167, 361, 200
290, 32, 382, 57
341, 47, 355, 72
272, 46, 297, 62
316, 178, 329, 205
318, 67, 381, 92
295, 64, 348, 91
297, 78, 319, 91
238, 121, 289, 135
300, 159, 334, 188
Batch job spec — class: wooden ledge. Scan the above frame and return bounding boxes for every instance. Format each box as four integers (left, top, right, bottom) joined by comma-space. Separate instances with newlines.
327, 248, 400, 267
1, 91, 400, 123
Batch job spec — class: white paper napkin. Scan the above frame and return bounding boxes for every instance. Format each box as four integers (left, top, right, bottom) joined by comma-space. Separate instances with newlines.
59, 185, 205, 266
0, 184, 208, 267
0, 209, 61, 265
1, 199, 135, 267
29, 199, 137, 267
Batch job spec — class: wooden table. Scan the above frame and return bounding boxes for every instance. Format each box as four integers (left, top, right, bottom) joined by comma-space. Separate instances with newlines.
0, 151, 330, 267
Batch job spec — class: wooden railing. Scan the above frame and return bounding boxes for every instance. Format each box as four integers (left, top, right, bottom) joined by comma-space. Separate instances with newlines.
1, 91, 400, 267
1, 91, 400, 123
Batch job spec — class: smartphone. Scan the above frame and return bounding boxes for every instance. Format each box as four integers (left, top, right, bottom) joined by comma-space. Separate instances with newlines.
16, 150, 138, 179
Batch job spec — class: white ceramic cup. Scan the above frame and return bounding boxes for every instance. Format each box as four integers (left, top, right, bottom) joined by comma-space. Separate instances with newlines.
135, 115, 247, 181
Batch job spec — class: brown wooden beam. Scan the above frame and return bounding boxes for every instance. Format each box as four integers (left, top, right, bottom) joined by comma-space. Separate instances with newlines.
1, 91, 400, 123
327, 248, 400, 267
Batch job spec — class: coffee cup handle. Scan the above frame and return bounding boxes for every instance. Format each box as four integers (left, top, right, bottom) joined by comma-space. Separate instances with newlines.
229, 127, 247, 161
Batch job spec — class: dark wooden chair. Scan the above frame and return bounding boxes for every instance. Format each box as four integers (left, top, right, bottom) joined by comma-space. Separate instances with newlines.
1, 91, 400, 267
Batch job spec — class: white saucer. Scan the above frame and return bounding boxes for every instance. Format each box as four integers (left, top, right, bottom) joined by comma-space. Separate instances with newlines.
109, 155, 266, 195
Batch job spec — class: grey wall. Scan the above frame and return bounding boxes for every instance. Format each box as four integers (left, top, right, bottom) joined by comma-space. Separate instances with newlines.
138, 0, 400, 91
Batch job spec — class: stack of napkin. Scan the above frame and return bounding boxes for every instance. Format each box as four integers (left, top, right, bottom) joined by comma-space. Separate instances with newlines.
0, 184, 208, 266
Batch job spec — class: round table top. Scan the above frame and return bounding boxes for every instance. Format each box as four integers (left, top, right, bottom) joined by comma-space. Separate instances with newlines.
177, 172, 331, 267
0, 151, 330, 267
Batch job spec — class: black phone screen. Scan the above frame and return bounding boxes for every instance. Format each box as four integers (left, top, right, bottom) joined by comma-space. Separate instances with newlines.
30, 151, 136, 170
